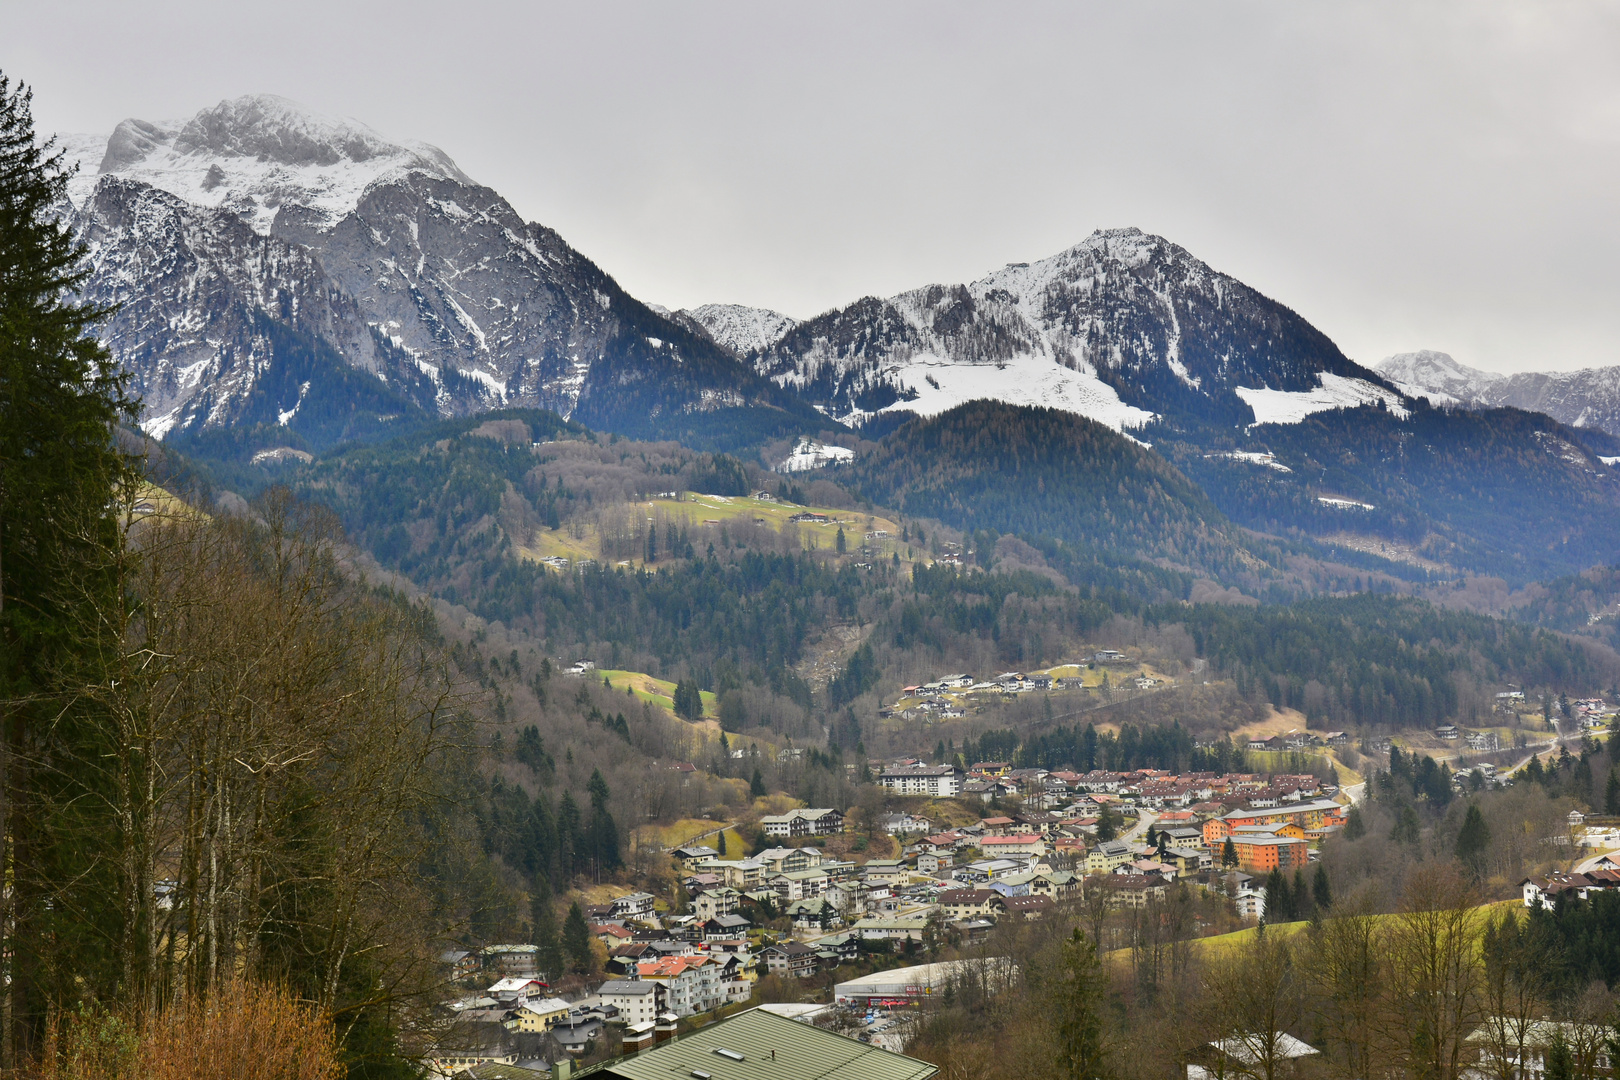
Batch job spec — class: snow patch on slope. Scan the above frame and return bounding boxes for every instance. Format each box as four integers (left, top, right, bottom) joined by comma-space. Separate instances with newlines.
776, 438, 855, 473
1237, 373, 1408, 426
872, 352, 1156, 432
59, 94, 470, 234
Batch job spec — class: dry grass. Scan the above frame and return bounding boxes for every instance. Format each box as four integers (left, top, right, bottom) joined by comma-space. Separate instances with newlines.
1230, 706, 1311, 742
42, 981, 341, 1080
516, 492, 904, 570
1138, 898, 1528, 964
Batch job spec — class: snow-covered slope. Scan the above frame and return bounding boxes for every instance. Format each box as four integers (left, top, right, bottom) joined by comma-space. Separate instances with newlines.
63, 94, 470, 234
1375, 351, 1620, 436
682, 304, 799, 356
775, 437, 855, 473
1237, 372, 1407, 426
752, 227, 1394, 431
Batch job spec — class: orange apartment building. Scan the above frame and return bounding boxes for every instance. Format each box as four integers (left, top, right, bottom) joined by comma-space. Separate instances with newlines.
1230, 835, 1310, 875
1205, 800, 1345, 844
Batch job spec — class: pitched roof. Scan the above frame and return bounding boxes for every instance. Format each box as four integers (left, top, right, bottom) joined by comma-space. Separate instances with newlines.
763, 940, 817, 957
583, 1007, 936, 1080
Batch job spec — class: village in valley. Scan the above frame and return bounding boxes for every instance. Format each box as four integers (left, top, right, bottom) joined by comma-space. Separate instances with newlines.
432, 714, 1362, 1072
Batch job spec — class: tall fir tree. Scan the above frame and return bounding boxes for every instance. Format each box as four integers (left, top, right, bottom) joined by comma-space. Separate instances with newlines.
1263, 868, 1291, 923
1606, 767, 1620, 817
562, 902, 593, 973
585, 768, 621, 874
1455, 803, 1492, 877
1222, 837, 1239, 869
716, 828, 728, 856
1052, 929, 1110, 1080
1293, 867, 1313, 921
530, 877, 564, 982
1312, 862, 1333, 912
1096, 804, 1118, 843
0, 72, 138, 1055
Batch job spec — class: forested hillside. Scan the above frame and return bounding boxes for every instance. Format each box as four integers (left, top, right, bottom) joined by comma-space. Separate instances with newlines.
1161, 593, 1613, 731
840, 400, 1266, 583
1162, 401, 1620, 583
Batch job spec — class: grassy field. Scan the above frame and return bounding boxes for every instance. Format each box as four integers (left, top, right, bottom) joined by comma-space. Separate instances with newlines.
1151, 898, 1527, 963
515, 492, 908, 570
597, 668, 718, 718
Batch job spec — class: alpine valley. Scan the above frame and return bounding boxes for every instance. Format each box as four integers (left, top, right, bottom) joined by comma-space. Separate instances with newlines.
60, 95, 1620, 591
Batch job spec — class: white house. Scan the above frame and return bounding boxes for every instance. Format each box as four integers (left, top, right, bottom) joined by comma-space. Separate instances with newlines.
597, 980, 665, 1026
878, 765, 962, 797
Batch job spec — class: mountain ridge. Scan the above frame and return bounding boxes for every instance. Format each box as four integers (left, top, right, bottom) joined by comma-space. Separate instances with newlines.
1375, 351, 1620, 438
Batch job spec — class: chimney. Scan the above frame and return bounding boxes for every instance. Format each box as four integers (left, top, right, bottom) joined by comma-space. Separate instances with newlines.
623, 1023, 655, 1056
655, 1013, 679, 1043
553, 1061, 572, 1080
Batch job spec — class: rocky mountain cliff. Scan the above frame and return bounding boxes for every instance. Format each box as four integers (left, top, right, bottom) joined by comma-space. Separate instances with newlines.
739, 227, 1399, 431
63, 95, 820, 450
1377, 351, 1620, 438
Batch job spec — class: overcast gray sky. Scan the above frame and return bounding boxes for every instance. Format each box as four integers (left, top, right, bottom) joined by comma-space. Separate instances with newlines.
6, 1, 1618, 373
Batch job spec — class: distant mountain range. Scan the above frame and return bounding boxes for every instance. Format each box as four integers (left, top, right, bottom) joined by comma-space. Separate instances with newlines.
1376, 351, 1620, 437
54, 94, 1620, 585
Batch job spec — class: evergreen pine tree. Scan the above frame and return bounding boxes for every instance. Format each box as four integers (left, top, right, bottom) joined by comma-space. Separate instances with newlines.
1606, 768, 1620, 816
586, 768, 621, 873
1455, 803, 1491, 876
529, 878, 564, 981
563, 902, 593, 972
750, 769, 766, 798
1547, 1028, 1573, 1080
645, 524, 657, 563
673, 678, 703, 721
1392, 803, 1421, 845
1263, 868, 1290, 923
1222, 837, 1239, 869
1313, 862, 1333, 912
835, 527, 846, 554
1293, 867, 1313, 920
1526, 754, 1545, 785
1053, 929, 1110, 1080
557, 791, 582, 877
1095, 805, 1118, 843
1145, 824, 1158, 849
1345, 806, 1366, 840
716, 828, 728, 856
0, 74, 139, 1034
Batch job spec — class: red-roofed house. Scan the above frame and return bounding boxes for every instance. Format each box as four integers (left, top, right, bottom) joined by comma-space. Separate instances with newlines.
979, 833, 1047, 858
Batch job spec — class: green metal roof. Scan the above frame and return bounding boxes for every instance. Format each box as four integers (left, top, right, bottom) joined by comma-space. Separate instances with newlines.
583, 1007, 936, 1080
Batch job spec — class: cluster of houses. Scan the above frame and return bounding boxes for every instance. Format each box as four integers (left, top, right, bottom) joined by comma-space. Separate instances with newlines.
877, 758, 1339, 813
1573, 698, 1619, 731
877, 658, 1166, 722
664, 767, 1348, 970
428, 762, 1354, 1074
1431, 725, 1502, 751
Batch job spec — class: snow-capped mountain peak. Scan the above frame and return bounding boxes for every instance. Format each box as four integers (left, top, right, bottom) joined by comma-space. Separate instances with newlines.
1374, 350, 1500, 405
752, 225, 1380, 431
65, 94, 470, 234
681, 303, 800, 356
